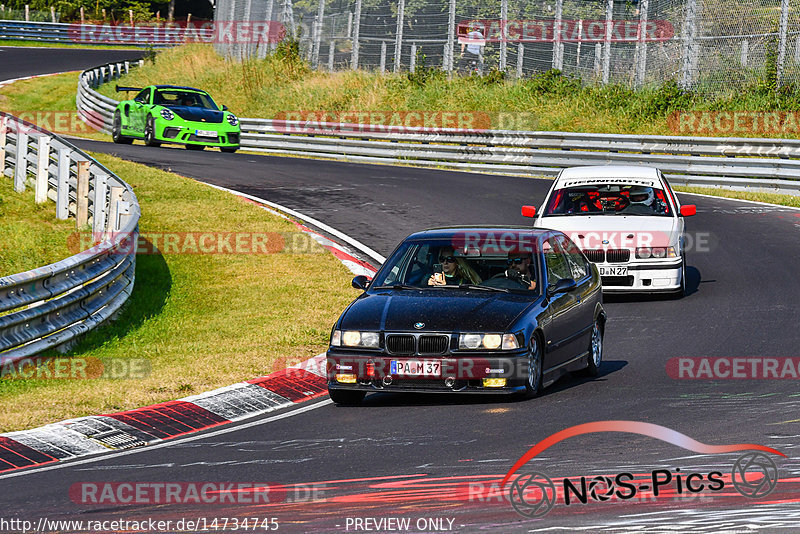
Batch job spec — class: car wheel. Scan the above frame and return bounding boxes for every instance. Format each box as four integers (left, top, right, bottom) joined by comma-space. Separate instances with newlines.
186, 144, 205, 151
584, 320, 603, 377
144, 116, 160, 147
111, 112, 133, 144
522, 335, 543, 399
328, 389, 366, 406
220, 146, 238, 153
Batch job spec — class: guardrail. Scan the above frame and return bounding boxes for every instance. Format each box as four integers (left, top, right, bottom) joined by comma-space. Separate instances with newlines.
0, 19, 211, 46
0, 111, 140, 365
77, 60, 800, 196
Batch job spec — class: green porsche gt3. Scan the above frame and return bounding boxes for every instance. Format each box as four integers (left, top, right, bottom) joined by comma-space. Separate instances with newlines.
111, 85, 240, 152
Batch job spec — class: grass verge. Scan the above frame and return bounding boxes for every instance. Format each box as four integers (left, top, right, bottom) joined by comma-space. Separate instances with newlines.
0, 153, 359, 432
0, 177, 76, 276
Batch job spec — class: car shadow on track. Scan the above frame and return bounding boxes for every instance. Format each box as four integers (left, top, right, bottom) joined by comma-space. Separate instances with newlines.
353, 360, 628, 407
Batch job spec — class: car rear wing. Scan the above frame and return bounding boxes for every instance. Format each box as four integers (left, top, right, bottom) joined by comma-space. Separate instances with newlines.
115, 85, 143, 92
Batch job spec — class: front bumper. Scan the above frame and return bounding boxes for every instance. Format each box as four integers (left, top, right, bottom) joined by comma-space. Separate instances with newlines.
156, 123, 240, 146
600, 259, 683, 292
326, 348, 530, 394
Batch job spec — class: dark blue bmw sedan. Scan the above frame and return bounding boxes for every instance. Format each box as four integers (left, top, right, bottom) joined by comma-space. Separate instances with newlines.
326, 227, 605, 405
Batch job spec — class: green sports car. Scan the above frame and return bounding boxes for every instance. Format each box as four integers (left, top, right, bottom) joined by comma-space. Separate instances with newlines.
111, 85, 240, 152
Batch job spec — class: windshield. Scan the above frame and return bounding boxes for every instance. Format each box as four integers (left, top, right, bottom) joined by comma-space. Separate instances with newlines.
543, 184, 673, 217
154, 90, 218, 109
370, 237, 541, 294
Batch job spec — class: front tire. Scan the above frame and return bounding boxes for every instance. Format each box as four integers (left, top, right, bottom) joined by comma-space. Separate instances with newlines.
144, 116, 160, 147
328, 388, 366, 406
584, 320, 603, 377
673, 257, 687, 299
111, 112, 133, 144
186, 144, 205, 151
220, 146, 238, 153
522, 335, 543, 399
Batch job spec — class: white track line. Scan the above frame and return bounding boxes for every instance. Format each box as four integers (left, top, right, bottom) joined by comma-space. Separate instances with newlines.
0, 399, 332, 480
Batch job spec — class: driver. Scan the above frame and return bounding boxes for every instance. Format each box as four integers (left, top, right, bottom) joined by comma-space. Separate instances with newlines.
487, 251, 536, 290
625, 186, 656, 214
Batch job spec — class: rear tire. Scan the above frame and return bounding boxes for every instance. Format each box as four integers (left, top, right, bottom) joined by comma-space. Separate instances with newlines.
111, 112, 133, 144
144, 116, 160, 147
522, 335, 543, 399
328, 389, 365, 406
584, 319, 603, 377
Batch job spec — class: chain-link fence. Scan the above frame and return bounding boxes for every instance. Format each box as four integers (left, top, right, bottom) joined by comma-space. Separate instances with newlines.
213, 0, 800, 92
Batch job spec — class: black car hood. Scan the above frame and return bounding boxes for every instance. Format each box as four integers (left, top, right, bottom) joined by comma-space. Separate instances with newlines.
169, 106, 224, 124
339, 290, 540, 332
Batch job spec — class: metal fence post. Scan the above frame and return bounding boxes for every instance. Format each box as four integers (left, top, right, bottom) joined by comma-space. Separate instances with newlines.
594, 43, 602, 77
680, 0, 697, 88
312, 0, 325, 69
516, 43, 524, 78
328, 40, 335, 71
500, 0, 508, 71
35, 135, 50, 204
445, 0, 455, 73
634, 0, 648, 87
394, 0, 405, 72
92, 173, 108, 235
380, 41, 387, 73
602, 0, 612, 84
76, 160, 90, 228
777, 0, 789, 87
410, 43, 417, 73
576, 19, 582, 67
56, 147, 69, 219
741, 40, 749, 67
552, 0, 563, 71
14, 131, 28, 192
351, 0, 361, 69
265, 0, 275, 52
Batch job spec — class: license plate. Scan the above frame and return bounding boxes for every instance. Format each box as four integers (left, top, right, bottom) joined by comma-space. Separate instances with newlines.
195, 129, 218, 138
599, 266, 628, 276
390, 360, 442, 377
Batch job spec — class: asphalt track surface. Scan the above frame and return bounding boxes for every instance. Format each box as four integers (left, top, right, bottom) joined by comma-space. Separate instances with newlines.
2, 49, 800, 532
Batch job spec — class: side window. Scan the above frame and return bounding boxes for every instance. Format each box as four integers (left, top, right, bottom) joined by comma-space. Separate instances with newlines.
134, 89, 150, 105
543, 236, 571, 285
558, 235, 588, 281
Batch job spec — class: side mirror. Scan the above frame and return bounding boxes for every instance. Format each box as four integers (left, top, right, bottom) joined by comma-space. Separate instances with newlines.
521, 205, 537, 218
222, 105, 228, 111
547, 278, 577, 297
352, 275, 370, 290
680, 205, 696, 217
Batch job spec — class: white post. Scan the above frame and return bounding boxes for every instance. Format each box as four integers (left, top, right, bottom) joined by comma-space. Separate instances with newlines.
777, 0, 789, 87
410, 43, 417, 73
312, 0, 326, 69
265, 0, 275, 52
347, 12, 352, 37
634, 0, 648, 87
576, 19, 583, 67
35, 136, 49, 204
351, 0, 361, 69
93, 173, 109, 235
14, 131, 28, 192
680, 0, 697, 88
500, 0, 508, 71
594, 42, 602, 77
0, 116, 7, 171
394, 0, 405, 72
56, 148, 69, 219
50, 6, 55, 23
516, 43, 524, 78
328, 40, 335, 71
24, 4, 29, 21
602, 0, 612, 84
552, 0, 563, 70
380, 40, 387, 73
446, 0, 455, 72
76, 161, 90, 228
741, 40, 749, 67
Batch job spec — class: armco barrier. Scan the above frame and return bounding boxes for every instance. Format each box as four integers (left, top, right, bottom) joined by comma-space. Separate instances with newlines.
0, 19, 211, 46
0, 111, 140, 364
76, 60, 800, 195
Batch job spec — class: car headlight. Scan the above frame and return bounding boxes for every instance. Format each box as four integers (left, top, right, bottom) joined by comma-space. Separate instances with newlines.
331, 330, 379, 348
459, 333, 519, 350
226, 114, 239, 126
636, 246, 677, 259
160, 108, 174, 121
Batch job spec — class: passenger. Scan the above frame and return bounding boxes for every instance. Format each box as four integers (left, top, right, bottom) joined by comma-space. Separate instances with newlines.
427, 247, 480, 286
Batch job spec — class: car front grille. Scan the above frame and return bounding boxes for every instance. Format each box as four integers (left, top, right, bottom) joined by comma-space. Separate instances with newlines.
583, 249, 605, 263
602, 275, 634, 286
418, 335, 449, 355
386, 334, 415, 355
605, 249, 631, 263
